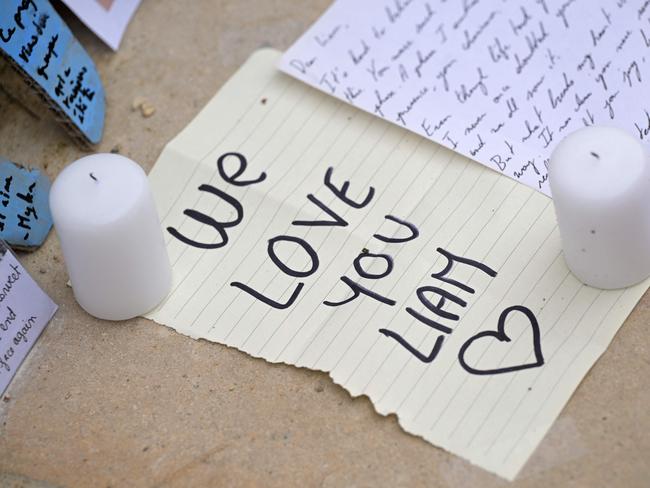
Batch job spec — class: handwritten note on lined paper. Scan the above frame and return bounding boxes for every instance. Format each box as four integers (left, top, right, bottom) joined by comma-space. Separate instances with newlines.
279, 0, 650, 195
147, 50, 649, 480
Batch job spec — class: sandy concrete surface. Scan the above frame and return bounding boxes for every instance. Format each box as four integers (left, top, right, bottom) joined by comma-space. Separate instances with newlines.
0, 1, 649, 487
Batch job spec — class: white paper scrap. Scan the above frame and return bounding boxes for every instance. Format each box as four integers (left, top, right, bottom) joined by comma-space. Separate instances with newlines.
279, 0, 650, 195
0, 242, 58, 396
146, 49, 649, 480
60, 0, 141, 50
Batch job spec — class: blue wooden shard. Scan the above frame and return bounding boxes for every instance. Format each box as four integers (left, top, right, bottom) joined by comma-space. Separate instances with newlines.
0, 0, 105, 146
0, 158, 52, 250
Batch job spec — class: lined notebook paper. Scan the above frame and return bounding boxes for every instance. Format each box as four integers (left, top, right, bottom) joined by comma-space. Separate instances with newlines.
147, 49, 649, 480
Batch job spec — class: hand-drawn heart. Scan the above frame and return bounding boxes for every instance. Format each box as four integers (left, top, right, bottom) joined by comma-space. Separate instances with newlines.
458, 305, 544, 375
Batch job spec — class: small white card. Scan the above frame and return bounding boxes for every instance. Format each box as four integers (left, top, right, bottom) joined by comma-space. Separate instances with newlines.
60, 0, 142, 51
0, 242, 57, 395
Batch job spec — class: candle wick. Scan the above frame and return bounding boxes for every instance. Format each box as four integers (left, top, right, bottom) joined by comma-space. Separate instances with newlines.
590, 151, 600, 159
89, 172, 98, 182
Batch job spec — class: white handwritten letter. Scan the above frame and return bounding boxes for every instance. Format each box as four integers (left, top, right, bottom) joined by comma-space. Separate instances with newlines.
280, 0, 650, 195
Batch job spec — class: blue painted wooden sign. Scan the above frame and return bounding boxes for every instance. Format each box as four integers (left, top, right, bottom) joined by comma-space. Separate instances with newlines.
0, 0, 105, 145
0, 158, 52, 250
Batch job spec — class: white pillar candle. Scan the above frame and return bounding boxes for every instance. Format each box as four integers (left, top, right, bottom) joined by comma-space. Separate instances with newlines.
549, 126, 650, 289
49, 154, 172, 320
